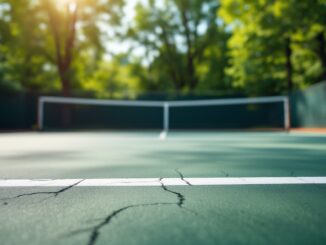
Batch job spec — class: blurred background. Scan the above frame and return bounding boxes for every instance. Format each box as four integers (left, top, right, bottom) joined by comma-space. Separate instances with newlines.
0, 0, 325, 130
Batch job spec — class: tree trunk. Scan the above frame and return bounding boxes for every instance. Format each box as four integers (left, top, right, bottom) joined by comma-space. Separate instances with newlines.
187, 54, 198, 90
46, 2, 79, 128
160, 26, 185, 91
317, 32, 326, 81
58, 66, 71, 97
285, 38, 293, 93
180, 8, 198, 91
59, 73, 72, 128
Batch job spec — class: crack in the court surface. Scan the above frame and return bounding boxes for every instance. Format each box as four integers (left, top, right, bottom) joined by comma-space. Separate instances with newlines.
1, 179, 84, 204
69, 171, 195, 245
159, 177, 198, 216
221, 171, 229, 177
175, 169, 192, 186
159, 178, 185, 207
69, 202, 175, 245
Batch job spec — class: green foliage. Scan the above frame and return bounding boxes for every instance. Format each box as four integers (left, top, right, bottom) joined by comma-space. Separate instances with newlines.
0, 0, 325, 97
219, 0, 326, 95
0, 0, 51, 92
82, 55, 141, 98
0, 0, 110, 94
124, 0, 230, 92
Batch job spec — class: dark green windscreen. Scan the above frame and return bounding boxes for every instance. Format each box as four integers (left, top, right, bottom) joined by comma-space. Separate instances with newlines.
291, 81, 326, 128
170, 103, 284, 129
42, 102, 284, 130
0, 93, 37, 130
43, 104, 164, 130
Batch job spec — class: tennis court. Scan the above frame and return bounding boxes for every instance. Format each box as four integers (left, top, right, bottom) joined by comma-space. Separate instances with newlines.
1, 1, 326, 244
1, 131, 326, 245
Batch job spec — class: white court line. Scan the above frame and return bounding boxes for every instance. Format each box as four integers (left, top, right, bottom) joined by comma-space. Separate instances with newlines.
0, 177, 326, 187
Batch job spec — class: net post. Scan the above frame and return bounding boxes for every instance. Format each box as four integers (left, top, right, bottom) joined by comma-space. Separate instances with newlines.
163, 102, 169, 132
284, 96, 291, 131
37, 97, 44, 131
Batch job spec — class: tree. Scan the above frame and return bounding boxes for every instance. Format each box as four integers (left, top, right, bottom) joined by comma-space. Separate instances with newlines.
0, 0, 53, 92
219, 0, 326, 95
83, 55, 141, 98
41, 0, 108, 96
125, 0, 227, 92
42, 0, 79, 96
0, 0, 106, 94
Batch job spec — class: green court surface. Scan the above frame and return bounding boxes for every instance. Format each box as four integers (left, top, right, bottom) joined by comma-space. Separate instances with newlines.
0, 132, 326, 245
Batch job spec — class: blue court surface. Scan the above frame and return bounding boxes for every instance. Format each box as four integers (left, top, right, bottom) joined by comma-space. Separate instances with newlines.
0, 131, 326, 245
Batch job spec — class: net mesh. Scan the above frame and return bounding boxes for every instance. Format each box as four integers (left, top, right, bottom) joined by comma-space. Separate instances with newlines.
43, 104, 163, 130
40, 96, 287, 131
170, 103, 284, 130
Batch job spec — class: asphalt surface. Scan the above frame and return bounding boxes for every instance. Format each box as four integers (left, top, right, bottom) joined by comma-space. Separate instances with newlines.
0, 132, 326, 245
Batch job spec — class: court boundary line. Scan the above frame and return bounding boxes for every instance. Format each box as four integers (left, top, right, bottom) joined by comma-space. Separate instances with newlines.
0, 177, 325, 187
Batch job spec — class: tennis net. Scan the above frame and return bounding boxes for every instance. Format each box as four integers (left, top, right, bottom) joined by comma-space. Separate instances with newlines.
38, 96, 290, 131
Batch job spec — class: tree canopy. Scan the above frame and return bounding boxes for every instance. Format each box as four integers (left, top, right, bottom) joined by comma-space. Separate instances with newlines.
0, 0, 325, 97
